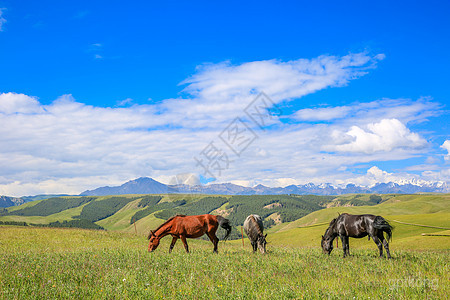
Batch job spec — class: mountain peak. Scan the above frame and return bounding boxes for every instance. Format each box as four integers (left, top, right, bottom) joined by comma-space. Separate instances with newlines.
80, 177, 171, 196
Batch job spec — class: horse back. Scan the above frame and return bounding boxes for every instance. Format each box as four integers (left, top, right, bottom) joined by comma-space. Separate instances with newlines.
243, 214, 263, 241
172, 214, 218, 237
338, 214, 377, 238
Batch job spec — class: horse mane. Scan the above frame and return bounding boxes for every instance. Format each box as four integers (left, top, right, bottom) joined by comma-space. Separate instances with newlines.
324, 218, 337, 237
329, 217, 337, 227
150, 214, 186, 237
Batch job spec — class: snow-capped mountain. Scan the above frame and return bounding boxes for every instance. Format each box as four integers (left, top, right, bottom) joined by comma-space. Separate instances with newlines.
78, 177, 450, 196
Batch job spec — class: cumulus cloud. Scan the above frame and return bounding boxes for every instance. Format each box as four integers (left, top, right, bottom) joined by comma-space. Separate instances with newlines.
327, 118, 426, 154
442, 140, 450, 161
339, 166, 440, 187
0, 93, 44, 114
166, 173, 201, 186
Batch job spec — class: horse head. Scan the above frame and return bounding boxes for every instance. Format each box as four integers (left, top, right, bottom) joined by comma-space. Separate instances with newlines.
256, 233, 268, 254
147, 230, 161, 252
321, 232, 334, 255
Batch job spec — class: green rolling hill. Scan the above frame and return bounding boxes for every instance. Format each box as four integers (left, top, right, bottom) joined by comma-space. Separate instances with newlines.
265, 194, 450, 251
1, 193, 449, 250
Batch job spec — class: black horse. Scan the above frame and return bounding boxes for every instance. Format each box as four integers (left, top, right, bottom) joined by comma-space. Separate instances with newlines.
321, 213, 393, 258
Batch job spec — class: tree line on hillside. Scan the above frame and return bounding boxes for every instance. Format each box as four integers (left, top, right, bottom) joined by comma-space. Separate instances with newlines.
144, 195, 334, 240
76, 196, 142, 222
0, 193, 388, 237
6, 197, 96, 216
150, 195, 333, 228
137, 196, 163, 208
225, 195, 333, 226
154, 197, 229, 220
130, 198, 186, 224
0, 219, 104, 230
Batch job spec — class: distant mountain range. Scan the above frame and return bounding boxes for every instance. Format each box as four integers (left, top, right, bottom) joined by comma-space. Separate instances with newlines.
80, 177, 450, 196
1, 178, 447, 208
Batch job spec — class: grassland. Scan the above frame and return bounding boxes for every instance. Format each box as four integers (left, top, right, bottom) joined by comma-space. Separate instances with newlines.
1, 194, 449, 298
267, 194, 450, 250
0, 226, 448, 299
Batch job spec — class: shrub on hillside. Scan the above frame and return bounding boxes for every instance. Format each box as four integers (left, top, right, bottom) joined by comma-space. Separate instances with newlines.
154, 197, 228, 220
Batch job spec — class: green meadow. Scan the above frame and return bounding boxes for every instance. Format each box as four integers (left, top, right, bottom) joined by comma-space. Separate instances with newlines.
267, 194, 450, 251
0, 226, 448, 299
0, 193, 449, 299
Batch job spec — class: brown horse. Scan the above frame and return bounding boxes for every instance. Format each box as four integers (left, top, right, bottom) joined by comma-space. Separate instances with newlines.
147, 214, 232, 253
321, 213, 393, 258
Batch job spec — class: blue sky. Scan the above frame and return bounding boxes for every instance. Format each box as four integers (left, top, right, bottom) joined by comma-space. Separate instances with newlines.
0, 0, 449, 195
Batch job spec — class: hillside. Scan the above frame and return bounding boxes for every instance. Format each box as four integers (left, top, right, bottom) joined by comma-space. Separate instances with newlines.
1, 193, 449, 248
0, 194, 338, 238
267, 194, 450, 250
0, 193, 393, 234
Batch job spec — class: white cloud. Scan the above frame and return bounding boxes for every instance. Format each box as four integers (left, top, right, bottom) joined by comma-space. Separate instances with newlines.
293, 97, 441, 124
117, 98, 133, 106
274, 178, 301, 187
229, 180, 254, 187
339, 166, 441, 187
183, 52, 383, 103
442, 140, 450, 161
327, 118, 426, 154
88, 43, 103, 60
0, 8, 6, 32
0, 52, 446, 196
365, 166, 395, 183
165, 173, 201, 186
294, 106, 352, 121
151, 52, 385, 131
0, 92, 44, 114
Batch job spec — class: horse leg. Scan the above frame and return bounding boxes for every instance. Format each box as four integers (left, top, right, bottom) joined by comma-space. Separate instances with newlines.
372, 236, 383, 257
169, 236, 178, 253
207, 232, 219, 253
340, 236, 347, 257
344, 236, 350, 257
180, 235, 189, 253
381, 234, 391, 259
251, 241, 257, 252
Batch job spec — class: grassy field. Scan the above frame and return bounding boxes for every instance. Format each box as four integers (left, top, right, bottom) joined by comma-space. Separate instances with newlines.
267, 194, 450, 251
0, 226, 448, 299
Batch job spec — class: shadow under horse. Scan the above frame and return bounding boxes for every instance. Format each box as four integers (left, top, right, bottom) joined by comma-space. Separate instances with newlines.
321, 213, 393, 258
148, 214, 232, 253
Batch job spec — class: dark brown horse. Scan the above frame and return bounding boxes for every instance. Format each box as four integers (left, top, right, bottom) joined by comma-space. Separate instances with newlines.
148, 214, 232, 253
321, 213, 393, 258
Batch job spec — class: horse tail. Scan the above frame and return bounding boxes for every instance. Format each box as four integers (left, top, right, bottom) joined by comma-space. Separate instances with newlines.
216, 215, 232, 241
373, 216, 393, 241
